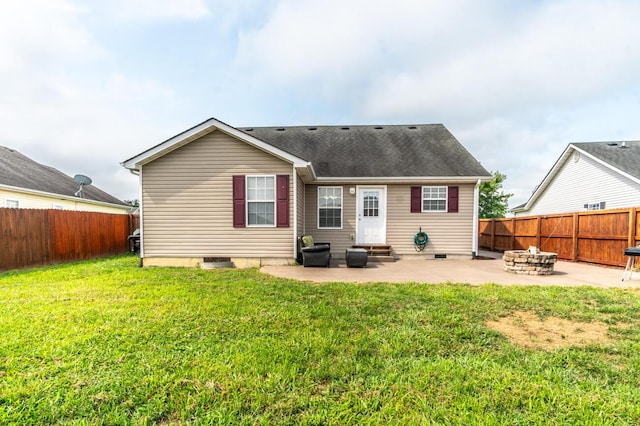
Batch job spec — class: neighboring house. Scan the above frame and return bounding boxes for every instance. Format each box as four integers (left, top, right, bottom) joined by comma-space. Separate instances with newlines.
122, 117, 491, 267
0, 146, 129, 214
512, 141, 640, 217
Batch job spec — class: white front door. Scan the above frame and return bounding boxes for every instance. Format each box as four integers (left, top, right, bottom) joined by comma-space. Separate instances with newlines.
356, 186, 386, 244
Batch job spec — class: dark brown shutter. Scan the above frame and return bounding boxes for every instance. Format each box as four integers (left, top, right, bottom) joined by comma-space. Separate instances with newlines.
411, 186, 422, 213
276, 175, 289, 227
447, 186, 459, 213
232, 175, 245, 227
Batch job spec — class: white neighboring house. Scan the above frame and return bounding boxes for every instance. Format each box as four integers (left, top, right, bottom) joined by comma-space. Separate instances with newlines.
512, 141, 640, 217
0, 146, 130, 214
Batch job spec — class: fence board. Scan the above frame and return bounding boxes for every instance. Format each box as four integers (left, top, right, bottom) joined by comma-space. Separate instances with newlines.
479, 207, 640, 267
1, 208, 137, 271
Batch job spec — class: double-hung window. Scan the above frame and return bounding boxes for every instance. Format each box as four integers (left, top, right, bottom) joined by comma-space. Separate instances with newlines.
585, 202, 605, 211
422, 186, 447, 212
318, 187, 342, 228
246, 176, 275, 226
5, 199, 19, 208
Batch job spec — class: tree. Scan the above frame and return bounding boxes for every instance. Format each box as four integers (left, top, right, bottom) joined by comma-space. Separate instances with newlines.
124, 199, 139, 208
479, 171, 513, 218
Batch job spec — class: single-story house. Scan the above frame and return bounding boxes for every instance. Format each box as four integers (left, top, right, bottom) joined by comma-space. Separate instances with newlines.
0, 146, 129, 214
122, 117, 492, 268
512, 141, 640, 217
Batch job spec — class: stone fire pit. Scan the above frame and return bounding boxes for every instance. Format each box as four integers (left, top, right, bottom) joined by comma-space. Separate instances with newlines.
503, 249, 557, 275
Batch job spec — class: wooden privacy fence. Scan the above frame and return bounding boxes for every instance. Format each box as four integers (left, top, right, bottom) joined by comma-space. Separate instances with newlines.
479, 207, 640, 267
0, 208, 139, 272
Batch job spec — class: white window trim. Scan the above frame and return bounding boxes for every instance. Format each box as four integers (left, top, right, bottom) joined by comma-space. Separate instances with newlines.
422, 186, 448, 212
585, 202, 605, 211
317, 186, 343, 229
5, 199, 19, 208
246, 175, 276, 227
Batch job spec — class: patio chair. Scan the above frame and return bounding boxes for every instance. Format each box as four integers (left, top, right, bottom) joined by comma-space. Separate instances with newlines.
128, 228, 140, 253
297, 235, 331, 267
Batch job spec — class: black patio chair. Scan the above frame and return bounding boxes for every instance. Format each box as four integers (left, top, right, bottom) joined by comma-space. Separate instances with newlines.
297, 235, 331, 267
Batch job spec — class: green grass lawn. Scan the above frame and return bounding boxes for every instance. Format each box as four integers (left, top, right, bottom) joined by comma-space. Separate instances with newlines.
1, 256, 640, 425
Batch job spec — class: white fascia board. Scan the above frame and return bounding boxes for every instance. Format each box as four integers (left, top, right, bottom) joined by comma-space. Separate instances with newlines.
0, 184, 130, 210
313, 176, 492, 184
121, 117, 308, 170
294, 163, 317, 180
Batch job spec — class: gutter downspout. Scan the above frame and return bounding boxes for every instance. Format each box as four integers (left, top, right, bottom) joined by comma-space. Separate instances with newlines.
134, 166, 144, 265
472, 179, 481, 258
292, 165, 297, 260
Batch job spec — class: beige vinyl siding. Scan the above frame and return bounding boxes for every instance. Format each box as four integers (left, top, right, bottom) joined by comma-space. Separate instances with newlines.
0, 188, 129, 214
304, 183, 475, 258
387, 184, 475, 256
141, 130, 294, 258
304, 184, 357, 256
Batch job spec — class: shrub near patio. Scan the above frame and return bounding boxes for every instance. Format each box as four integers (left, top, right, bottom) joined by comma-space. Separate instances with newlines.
1, 256, 640, 424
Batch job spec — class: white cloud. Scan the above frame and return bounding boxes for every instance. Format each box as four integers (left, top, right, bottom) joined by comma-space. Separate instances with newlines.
232, 0, 640, 206
362, 0, 640, 121
3, 0, 640, 207
100, 0, 210, 21
0, 0, 104, 73
234, 0, 480, 95
0, 0, 190, 201
234, 0, 640, 119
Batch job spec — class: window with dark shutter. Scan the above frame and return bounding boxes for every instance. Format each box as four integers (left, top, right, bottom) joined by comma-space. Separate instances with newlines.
276, 175, 289, 227
412, 186, 458, 213
232, 175, 246, 227
410, 186, 421, 212
447, 186, 458, 213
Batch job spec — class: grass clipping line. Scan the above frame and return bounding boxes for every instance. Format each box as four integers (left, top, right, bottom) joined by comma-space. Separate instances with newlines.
486, 311, 611, 350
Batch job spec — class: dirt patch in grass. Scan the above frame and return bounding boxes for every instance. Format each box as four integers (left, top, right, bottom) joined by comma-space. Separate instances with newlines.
487, 311, 611, 350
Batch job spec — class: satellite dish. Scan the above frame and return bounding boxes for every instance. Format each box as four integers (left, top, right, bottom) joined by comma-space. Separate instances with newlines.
74, 174, 92, 198
74, 174, 92, 186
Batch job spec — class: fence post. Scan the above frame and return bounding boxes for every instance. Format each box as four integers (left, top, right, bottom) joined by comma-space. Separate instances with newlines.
511, 218, 516, 250
490, 219, 496, 251
572, 212, 579, 261
630, 208, 637, 248
536, 216, 542, 249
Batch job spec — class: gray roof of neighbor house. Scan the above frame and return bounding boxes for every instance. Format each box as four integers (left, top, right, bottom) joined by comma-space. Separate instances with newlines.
240, 124, 491, 178
572, 141, 640, 180
0, 146, 127, 206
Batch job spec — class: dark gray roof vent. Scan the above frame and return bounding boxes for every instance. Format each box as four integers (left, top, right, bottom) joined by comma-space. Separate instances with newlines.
341, 127, 349, 130
308, 127, 317, 131
408, 126, 417, 129
245, 128, 253, 132
276, 128, 286, 131
607, 142, 618, 146
374, 126, 383, 130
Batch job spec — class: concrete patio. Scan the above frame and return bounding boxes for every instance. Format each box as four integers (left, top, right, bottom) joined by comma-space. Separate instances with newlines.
260, 251, 640, 288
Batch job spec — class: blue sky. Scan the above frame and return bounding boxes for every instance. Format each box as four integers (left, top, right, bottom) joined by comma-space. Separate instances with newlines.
2, 0, 640, 207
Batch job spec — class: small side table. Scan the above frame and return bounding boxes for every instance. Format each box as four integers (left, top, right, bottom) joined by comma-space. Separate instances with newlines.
346, 248, 368, 268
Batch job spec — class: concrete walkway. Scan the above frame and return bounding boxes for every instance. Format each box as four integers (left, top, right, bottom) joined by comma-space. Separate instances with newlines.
261, 251, 640, 288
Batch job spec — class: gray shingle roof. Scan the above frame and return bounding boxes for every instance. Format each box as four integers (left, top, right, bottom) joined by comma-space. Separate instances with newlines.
572, 141, 640, 180
240, 124, 490, 178
0, 146, 126, 206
